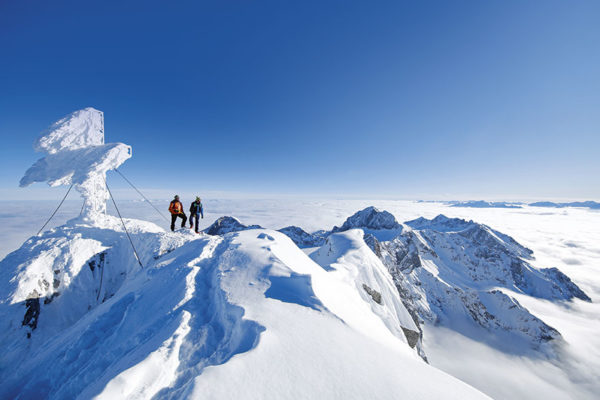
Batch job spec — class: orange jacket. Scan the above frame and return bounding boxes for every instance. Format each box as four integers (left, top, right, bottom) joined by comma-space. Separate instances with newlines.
169, 200, 183, 215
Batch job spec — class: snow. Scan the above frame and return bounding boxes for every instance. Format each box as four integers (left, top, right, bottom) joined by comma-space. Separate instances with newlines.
309, 230, 420, 348
34, 108, 106, 153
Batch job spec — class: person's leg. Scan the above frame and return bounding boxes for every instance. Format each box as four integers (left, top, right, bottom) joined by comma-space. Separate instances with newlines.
170, 214, 177, 231
180, 213, 187, 228
193, 214, 199, 233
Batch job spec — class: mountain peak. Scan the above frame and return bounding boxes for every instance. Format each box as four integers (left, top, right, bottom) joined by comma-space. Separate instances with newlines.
405, 214, 473, 232
204, 216, 262, 235
333, 207, 401, 233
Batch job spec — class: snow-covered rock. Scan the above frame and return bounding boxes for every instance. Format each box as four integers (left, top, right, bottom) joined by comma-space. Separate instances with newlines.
203, 216, 262, 235
277, 226, 326, 248
19, 108, 132, 219
332, 206, 402, 240
0, 216, 195, 341
406, 214, 476, 233
365, 214, 590, 353
0, 218, 488, 399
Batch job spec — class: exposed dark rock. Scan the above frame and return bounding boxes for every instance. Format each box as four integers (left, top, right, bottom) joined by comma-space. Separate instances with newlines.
22, 297, 40, 332
362, 283, 383, 305
88, 252, 106, 272
401, 327, 421, 349
43, 292, 60, 305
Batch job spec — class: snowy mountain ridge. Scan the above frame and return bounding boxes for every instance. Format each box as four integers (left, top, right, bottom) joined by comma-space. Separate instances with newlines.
279, 208, 590, 355
0, 214, 488, 399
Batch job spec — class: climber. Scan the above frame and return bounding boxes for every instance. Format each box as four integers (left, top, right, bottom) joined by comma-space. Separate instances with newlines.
168, 195, 187, 231
189, 196, 204, 233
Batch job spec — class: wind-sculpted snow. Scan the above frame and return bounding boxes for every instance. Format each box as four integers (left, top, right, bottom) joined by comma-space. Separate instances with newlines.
0, 216, 487, 399
204, 216, 262, 235
34, 107, 105, 153
19, 108, 132, 219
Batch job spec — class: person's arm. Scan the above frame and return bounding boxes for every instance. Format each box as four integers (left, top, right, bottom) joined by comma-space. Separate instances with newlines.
200, 203, 204, 218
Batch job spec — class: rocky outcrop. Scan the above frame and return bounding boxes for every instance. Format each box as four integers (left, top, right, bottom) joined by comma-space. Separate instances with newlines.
204, 217, 262, 236
362, 284, 383, 305
332, 206, 402, 233
278, 226, 327, 248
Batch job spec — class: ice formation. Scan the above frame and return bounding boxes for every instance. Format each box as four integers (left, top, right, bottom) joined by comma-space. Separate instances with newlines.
20, 108, 132, 220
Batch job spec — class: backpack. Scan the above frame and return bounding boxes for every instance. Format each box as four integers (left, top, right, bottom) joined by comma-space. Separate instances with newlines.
169, 200, 182, 214
190, 201, 202, 214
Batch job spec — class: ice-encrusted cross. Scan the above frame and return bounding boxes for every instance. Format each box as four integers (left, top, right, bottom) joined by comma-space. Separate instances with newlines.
20, 107, 132, 220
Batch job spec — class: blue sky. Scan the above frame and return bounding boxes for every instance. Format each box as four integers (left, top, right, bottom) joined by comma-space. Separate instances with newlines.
1, 0, 599, 200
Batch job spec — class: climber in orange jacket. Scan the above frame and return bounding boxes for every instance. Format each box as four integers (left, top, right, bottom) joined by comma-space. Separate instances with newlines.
168, 195, 187, 231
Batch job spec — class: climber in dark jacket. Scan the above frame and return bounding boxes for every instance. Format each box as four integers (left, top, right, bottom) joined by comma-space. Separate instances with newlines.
189, 197, 204, 233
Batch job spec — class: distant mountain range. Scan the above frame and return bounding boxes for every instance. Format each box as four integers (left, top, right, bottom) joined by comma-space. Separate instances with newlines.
417, 200, 600, 210
529, 201, 600, 209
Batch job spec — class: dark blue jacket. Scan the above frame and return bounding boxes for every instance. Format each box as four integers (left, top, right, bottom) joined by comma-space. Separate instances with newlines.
189, 201, 203, 217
